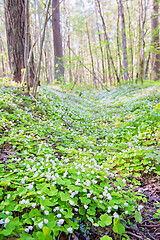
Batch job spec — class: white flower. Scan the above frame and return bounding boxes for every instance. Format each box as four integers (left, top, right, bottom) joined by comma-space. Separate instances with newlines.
69, 200, 75, 206
33, 173, 38, 178
122, 179, 126, 184
5, 211, 10, 215
93, 196, 97, 201
44, 211, 49, 215
117, 186, 121, 190
125, 211, 128, 214
107, 206, 112, 213
87, 194, 91, 198
38, 221, 43, 229
25, 199, 29, 205
57, 219, 64, 227
113, 205, 118, 210
107, 193, 112, 200
0, 219, 4, 224
53, 207, 59, 212
67, 227, 73, 233
124, 203, 128, 206
60, 208, 63, 213
37, 191, 41, 195
84, 205, 88, 209
5, 218, 10, 224
41, 206, 45, 210
24, 228, 29, 232
27, 184, 33, 190
57, 214, 61, 218
7, 194, 11, 199
21, 199, 26, 204
28, 226, 33, 230
41, 196, 45, 200
113, 212, 119, 218
138, 205, 144, 211
44, 219, 48, 224
32, 203, 36, 208
83, 189, 87, 193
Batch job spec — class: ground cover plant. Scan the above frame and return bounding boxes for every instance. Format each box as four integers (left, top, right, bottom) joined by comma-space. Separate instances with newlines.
0, 80, 160, 240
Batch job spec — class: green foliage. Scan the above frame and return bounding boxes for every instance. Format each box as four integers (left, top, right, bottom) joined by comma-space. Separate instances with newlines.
0, 82, 159, 239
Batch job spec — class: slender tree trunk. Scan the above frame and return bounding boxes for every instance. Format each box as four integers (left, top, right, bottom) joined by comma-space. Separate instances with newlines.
118, 0, 128, 81
145, 51, 151, 78
83, 8, 97, 88
33, 0, 51, 97
52, 0, 64, 83
96, 0, 120, 84
95, 3, 106, 83
0, 37, 5, 76
126, 2, 134, 82
151, 0, 160, 80
24, 0, 30, 93
116, 3, 122, 80
66, 11, 73, 83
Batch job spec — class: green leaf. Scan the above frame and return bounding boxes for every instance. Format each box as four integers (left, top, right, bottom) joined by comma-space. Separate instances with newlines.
113, 219, 125, 235
100, 214, 112, 226
43, 226, 51, 236
60, 192, 70, 201
135, 211, 142, 223
100, 236, 112, 240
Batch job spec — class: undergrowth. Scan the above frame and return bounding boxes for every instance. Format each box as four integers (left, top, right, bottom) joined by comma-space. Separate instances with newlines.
0, 81, 160, 240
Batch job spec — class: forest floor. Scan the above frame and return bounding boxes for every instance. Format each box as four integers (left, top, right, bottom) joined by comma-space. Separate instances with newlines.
0, 81, 160, 240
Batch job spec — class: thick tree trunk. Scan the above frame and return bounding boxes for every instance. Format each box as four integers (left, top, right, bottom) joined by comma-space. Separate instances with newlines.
4, 0, 35, 85
151, 0, 160, 81
52, 0, 64, 83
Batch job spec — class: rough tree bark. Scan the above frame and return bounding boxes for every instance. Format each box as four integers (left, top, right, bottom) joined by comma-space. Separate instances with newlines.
52, 0, 64, 83
4, 0, 35, 85
151, 0, 160, 81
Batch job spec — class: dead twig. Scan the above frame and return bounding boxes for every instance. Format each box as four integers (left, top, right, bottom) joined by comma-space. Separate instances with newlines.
125, 231, 143, 239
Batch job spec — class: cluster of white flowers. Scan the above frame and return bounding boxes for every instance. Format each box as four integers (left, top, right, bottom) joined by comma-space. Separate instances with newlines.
24, 226, 33, 232
21, 199, 29, 205
0, 218, 10, 225
57, 219, 64, 227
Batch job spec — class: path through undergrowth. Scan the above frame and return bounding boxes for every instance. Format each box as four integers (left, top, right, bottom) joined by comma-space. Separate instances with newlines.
0, 82, 160, 240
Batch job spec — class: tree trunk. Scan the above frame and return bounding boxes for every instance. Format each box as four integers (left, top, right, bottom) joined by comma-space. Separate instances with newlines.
95, 3, 106, 84
96, 0, 120, 84
52, 0, 64, 83
83, 7, 97, 88
126, 2, 134, 82
4, 0, 35, 85
116, 2, 123, 80
24, 0, 30, 93
118, 0, 128, 81
151, 0, 160, 81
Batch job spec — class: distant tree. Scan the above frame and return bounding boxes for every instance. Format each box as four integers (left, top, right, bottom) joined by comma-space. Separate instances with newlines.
52, 0, 64, 83
117, 0, 128, 81
151, 0, 160, 80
